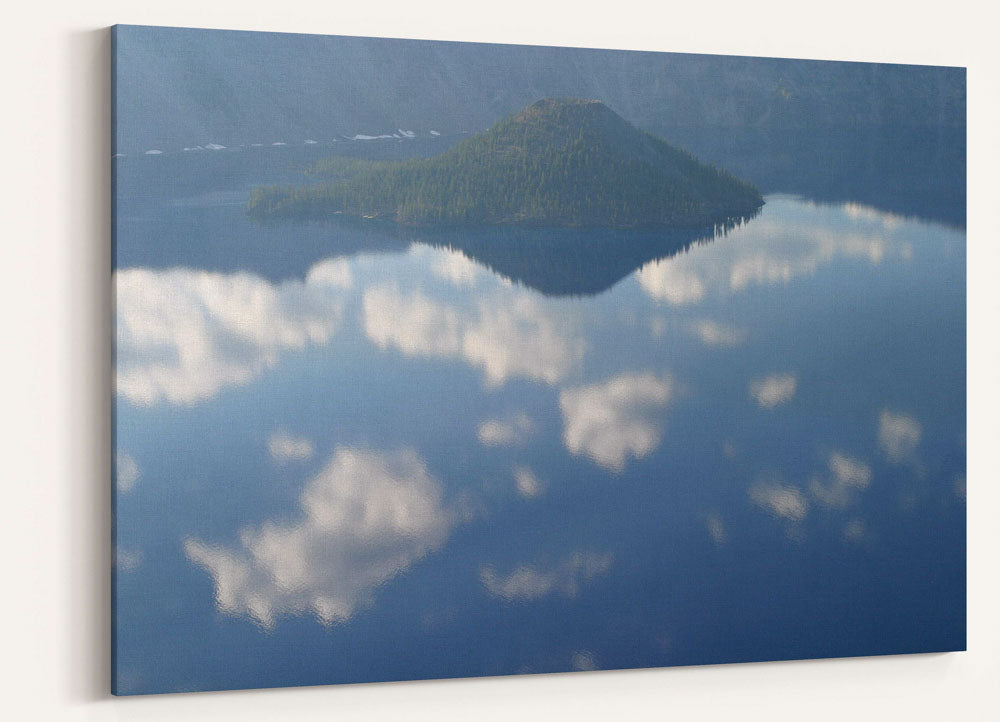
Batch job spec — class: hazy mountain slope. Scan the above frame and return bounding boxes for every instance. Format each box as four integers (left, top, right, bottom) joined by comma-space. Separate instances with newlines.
112, 25, 965, 155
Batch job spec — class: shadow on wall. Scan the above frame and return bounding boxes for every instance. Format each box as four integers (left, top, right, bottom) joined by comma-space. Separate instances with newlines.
69, 26, 112, 702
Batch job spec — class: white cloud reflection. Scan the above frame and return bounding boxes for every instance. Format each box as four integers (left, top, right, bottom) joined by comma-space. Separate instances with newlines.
513, 465, 543, 498
749, 374, 797, 408
431, 248, 481, 286
115, 548, 144, 572
116, 451, 140, 493
809, 451, 872, 509
750, 478, 809, 522
725, 223, 887, 291
842, 518, 869, 544
706, 512, 727, 546
879, 410, 922, 462
559, 372, 673, 472
115, 260, 352, 405
477, 413, 535, 446
480, 551, 613, 602
267, 431, 315, 462
692, 319, 747, 348
363, 284, 583, 387
843, 202, 904, 230
185, 447, 453, 627
636, 198, 914, 307
636, 261, 706, 305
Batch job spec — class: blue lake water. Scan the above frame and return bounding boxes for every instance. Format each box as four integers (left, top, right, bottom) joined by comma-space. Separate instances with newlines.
113, 146, 965, 695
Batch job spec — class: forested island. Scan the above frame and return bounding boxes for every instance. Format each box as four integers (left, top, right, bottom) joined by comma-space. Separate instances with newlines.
248, 98, 763, 228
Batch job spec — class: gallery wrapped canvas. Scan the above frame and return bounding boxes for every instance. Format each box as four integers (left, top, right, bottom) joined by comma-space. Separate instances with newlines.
111, 24, 965, 695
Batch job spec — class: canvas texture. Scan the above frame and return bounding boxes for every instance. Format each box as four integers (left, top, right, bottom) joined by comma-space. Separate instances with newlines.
111, 24, 966, 695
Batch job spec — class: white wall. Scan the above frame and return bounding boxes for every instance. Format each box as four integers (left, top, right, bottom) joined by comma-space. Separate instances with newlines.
2, 1, 997, 719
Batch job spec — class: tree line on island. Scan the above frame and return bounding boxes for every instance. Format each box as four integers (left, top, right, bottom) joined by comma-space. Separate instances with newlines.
248, 98, 763, 229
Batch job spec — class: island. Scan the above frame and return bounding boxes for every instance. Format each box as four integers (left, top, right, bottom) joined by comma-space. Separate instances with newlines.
247, 98, 764, 229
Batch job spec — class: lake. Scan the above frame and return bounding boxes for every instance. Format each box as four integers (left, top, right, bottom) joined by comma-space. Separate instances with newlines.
112, 139, 966, 694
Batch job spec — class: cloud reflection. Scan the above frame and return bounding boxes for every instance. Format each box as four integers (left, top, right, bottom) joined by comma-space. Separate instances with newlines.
692, 319, 747, 348
750, 478, 809, 522
363, 284, 583, 387
843, 202, 904, 230
115, 260, 352, 405
184, 447, 453, 627
636, 261, 705, 305
636, 198, 915, 306
749, 374, 797, 408
431, 248, 481, 287
842, 518, 869, 544
809, 452, 872, 509
115, 548, 144, 572
116, 452, 140, 493
267, 431, 315, 462
559, 373, 673, 472
706, 512, 727, 546
513, 465, 543, 498
477, 413, 535, 446
879, 410, 922, 462
479, 551, 613, 602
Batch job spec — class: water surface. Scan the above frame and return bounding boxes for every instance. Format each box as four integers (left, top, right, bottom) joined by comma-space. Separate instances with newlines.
113, 147, 966, 694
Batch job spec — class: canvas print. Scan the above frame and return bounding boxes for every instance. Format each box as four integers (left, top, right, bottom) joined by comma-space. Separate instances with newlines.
111, 25, 966, 695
